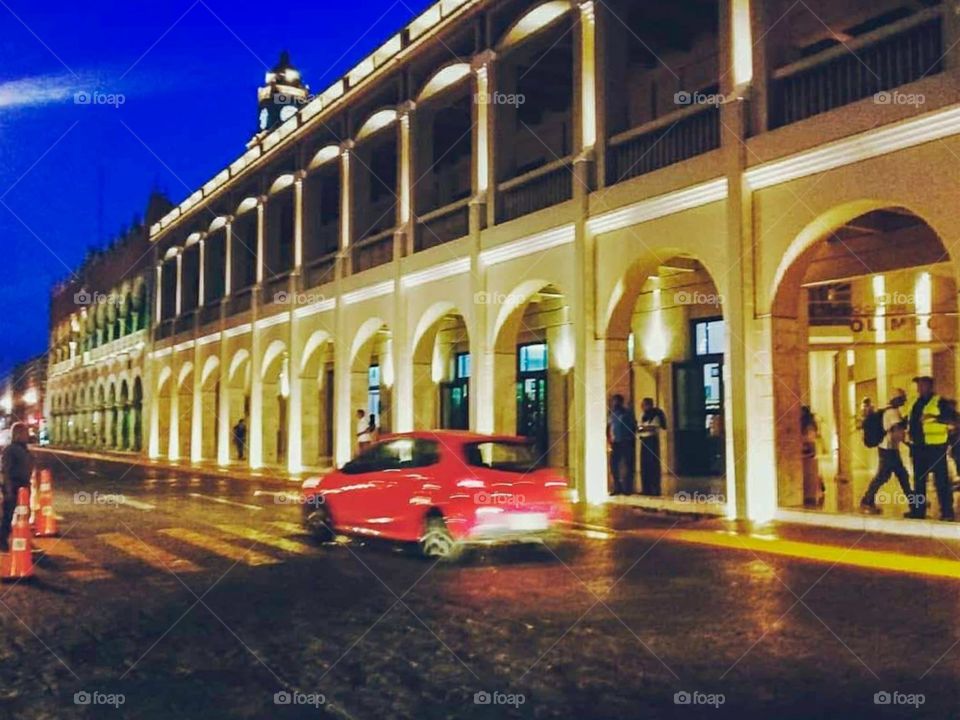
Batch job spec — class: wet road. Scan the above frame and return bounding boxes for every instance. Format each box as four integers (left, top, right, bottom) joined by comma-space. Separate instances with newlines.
1, 451, 958, 719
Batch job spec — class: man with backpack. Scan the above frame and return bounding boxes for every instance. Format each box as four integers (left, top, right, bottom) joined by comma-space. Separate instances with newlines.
859, 388, 910, 514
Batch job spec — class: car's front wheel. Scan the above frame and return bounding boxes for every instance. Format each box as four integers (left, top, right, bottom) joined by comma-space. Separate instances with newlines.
419, 516, 462, 561
304, 502, 335, 543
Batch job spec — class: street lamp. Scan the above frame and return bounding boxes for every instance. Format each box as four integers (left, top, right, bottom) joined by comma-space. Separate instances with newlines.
22, 388, 38, 406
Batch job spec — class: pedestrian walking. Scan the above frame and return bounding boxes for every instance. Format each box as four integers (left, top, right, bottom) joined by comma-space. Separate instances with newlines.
607, 394, 637, 495
232, 418, 247, 461
859, 388, 911, 514
638, 398, 667, 496
906, 376, 955, 520
1, 423, 35, 551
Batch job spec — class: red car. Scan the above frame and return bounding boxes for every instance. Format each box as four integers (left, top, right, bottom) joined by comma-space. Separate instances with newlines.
300, 431, 572, 559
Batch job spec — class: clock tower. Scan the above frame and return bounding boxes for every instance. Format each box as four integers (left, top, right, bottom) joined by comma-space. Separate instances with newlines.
256, 51, 309, 135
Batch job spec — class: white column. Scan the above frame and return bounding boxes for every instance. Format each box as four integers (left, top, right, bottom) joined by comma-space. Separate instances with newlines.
294, 175, 304, 270
256, 200, 266, 284
578, 1, 598, 151
154, 264, 163, 322
198, 239, 206, 308
248, 328, 264, 468
217, 338, 231, 466
287, 317, 303, 472
224, 221, 233, 297
175, 252, 183, 316
339, 142, 354, 274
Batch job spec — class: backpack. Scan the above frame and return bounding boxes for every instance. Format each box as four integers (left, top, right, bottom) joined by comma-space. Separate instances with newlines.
862, 409, 886, 448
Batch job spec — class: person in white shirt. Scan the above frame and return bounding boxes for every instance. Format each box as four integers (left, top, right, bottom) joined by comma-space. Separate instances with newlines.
860, 388, 911, 514
356, 409, 373, 452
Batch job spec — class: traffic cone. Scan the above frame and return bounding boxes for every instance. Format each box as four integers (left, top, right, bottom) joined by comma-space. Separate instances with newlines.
34, 470, 58, 538
2, 487, 34, 582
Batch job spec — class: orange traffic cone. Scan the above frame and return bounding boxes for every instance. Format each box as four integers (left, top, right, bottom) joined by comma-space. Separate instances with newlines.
34, 470, 57, 538
2, 487, 34, 582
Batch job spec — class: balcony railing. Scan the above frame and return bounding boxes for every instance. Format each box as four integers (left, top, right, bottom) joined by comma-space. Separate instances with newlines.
607, 104, 721, 185
263, 272, 291, 305
199, 300, 221, 327
227, 287, 254, 316
770, 8, 943, 129
174, 310, 196, 336
87, 328, 148, 364
352, 228, 394, 274
497, 157, 574, 224
156, 319, 175, 341
304, 252, 337, 289
357, 199, 397, 242
416, 198, 471, 252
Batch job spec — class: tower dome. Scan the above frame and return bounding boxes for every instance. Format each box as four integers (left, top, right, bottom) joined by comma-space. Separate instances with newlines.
256, 51, 309, 134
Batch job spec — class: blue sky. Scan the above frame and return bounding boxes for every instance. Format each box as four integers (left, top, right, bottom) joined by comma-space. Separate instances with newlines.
0, 0, 433, 374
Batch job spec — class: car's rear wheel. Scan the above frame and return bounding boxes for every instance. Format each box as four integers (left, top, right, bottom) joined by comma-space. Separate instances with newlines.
304, 503, 335, 543
419, 516, 461, 561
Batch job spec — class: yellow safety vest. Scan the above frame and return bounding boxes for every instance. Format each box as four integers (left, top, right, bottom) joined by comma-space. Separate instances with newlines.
921, 394, 949, 446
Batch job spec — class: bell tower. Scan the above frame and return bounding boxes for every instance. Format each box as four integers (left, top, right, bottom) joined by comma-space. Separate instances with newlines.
256, 51, 309, 134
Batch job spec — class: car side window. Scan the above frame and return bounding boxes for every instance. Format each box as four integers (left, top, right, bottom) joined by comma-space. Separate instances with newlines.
343, 443, 390, 474
410, 440, 440, 468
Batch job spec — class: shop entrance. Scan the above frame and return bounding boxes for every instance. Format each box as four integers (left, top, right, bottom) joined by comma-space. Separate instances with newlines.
439, 352, 470, 430
517, 343, 549, 456
673, 318, 725, 476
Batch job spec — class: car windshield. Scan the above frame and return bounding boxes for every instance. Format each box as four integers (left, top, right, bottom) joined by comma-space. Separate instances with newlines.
464, 441, 542, 473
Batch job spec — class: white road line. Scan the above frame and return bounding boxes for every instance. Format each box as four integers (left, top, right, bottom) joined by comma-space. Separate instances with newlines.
117, 498, 156, 511
253, 490, 302, 504
187, 493, 262, 511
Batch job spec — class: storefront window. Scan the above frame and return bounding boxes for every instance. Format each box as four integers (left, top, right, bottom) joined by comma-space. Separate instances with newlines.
694, 319, 725, 356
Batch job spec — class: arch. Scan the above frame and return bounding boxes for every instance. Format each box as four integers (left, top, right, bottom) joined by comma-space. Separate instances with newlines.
417, 62, 472, 104
355, 108, 398, 143
177, 361, 194, 390
163, 246, 180, 260
308, 144, 340, 170
261, 340, 288, 380
770, 199, 923, 316
497, 1, 571, 52
411, 301, 460, 359
491, 278, 557, 348
200, 355, 221, 388
208, 216, 229, 233
228, 349, 251, 385
301, 330, 333, 376
269, 174, 296, 195
156, 365, 173, 394
235, 196, 259, 216
350, 317, 390, 365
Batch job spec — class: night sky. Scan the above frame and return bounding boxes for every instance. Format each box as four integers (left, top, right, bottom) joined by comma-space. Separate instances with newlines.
0, 0, 433, 374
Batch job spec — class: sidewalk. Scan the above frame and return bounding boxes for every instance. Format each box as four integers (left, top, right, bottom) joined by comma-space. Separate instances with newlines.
571, 502, 960, 581
34, 446, 321, 489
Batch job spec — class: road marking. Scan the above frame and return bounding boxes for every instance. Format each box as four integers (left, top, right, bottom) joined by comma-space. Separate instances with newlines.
270, 521, 307, 535
99, 532, 201, 573
159, 528, 279, 567
117, 497, 156, 511
64, 568, 115, 582
187, 493, 262, 511
35, 539, 115, 583
623, 527, 960, 581
216, 525, 313, 554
